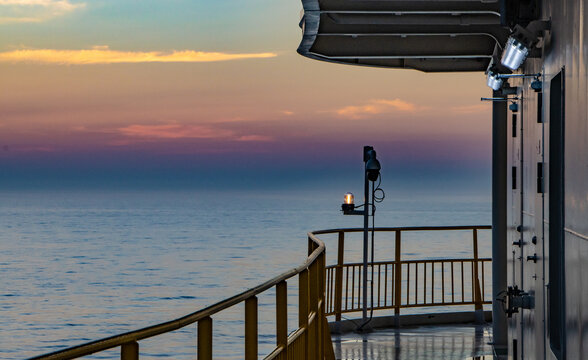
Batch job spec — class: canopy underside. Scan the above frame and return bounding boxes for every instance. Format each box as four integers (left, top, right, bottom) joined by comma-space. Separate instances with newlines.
298, 0, 509, 72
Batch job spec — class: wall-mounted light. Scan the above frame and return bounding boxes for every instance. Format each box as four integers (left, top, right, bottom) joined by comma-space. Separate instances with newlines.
487, 70, 504, 91
485, 71, 541, 91
500, 20, 551, 71
501, 37, 529, 71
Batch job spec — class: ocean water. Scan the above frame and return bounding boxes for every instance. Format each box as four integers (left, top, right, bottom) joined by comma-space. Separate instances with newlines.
0, 188, 491, 359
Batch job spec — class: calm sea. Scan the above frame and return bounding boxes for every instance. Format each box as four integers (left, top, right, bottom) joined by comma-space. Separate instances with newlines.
0, 188, 491, 359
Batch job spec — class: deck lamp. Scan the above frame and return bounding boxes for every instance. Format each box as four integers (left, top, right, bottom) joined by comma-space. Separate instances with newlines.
500, 20, 551, 71
342, 192, 355, 212
341, 146, 384, 329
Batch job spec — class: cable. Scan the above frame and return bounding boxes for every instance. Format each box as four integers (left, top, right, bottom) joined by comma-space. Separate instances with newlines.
373, 174, 385, 203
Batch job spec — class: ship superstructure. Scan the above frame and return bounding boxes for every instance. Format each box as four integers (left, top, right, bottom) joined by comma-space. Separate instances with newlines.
298, 0, 588, 359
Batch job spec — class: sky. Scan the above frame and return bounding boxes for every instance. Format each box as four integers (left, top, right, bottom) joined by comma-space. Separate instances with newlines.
0, 0, 493, 193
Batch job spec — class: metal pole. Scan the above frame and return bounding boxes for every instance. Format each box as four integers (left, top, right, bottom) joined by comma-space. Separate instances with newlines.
362, 164, 369, 323
492, 89, 508, 350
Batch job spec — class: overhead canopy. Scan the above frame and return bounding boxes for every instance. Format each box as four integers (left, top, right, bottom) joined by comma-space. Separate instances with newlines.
297, 0, 509, 72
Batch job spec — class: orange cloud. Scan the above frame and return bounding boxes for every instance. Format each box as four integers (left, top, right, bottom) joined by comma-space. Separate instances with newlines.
335, 99, 422, 119
115, 124, 273, 143
118, 124, 234, 139
0, 46, 278, 65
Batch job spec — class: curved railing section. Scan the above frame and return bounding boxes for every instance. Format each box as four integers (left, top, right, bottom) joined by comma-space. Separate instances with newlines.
29, 235, 334, 360
28, 225, 491, 360
313, 226, 492, 321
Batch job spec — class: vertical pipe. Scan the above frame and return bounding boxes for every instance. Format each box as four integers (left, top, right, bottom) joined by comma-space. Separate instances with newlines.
492, 90, 508, 348
335, 231, 344, 322
473, 229, 483, 323
121, 341, 139, 360
362, 165, 369, 322
276, 281, 288, 354
198, 317, 213, 360
245, 296, 258, 360
394, 230, 402, 325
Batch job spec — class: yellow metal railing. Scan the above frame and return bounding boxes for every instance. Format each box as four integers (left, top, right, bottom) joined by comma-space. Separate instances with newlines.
29, 235, 334, 360
313, 226, 492, 320
28, 225, 491, 360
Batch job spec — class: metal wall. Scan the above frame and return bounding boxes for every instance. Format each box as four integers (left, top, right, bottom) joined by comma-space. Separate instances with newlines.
506, 0, 588, 359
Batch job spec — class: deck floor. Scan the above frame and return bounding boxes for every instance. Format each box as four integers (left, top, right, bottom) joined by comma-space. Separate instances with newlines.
332, 323, 493, 360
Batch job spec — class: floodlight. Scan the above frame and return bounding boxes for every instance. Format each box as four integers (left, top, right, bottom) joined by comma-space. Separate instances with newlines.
501, 37, 529, 71
487, 71, 504, 91
500, 20, 551, 71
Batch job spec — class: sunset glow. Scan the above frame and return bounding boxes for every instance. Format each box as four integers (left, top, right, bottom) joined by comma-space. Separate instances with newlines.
0, 0, 492, 190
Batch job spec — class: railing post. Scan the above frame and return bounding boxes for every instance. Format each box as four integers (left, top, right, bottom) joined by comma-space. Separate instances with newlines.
308, 236, 316, 256
276, 281, 288, 355
121, 341, 138, 360
472, 229, 484, 323
394, 230, 402, 326
299, 268, 309, 360
309, 261, 318, 359
198, 316, 213, 360
335, 231, 344, 323
318, 252, 326, 360
320, 251, 336, 360
245, 296, 258, 360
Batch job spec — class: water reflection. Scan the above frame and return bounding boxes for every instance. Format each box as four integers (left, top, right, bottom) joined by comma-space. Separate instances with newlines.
332, 324, 493, 360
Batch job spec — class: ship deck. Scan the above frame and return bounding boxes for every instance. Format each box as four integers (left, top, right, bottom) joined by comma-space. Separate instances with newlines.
332, 323, 493, 360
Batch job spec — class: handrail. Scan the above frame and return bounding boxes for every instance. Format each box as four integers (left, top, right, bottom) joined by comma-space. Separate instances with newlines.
28, 225, 491, 359
313, 225, 491, 235
29, 234, 332, 360
312, 225, 492, 321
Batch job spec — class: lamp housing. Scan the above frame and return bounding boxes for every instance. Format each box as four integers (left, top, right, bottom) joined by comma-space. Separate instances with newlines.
366, 158, 381, 182
500, 21, 551, 70
501, 36, 530, 71
341, 192, 356, 213
487, 71, 504, 90
364, 148, 381, 182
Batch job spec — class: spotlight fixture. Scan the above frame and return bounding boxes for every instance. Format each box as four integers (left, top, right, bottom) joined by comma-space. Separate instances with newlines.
500, 20, 551, 71
485, 55, 511, 91
501, 36, 529, 71
487, 70, 503, 91
485, 69, 541, 91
